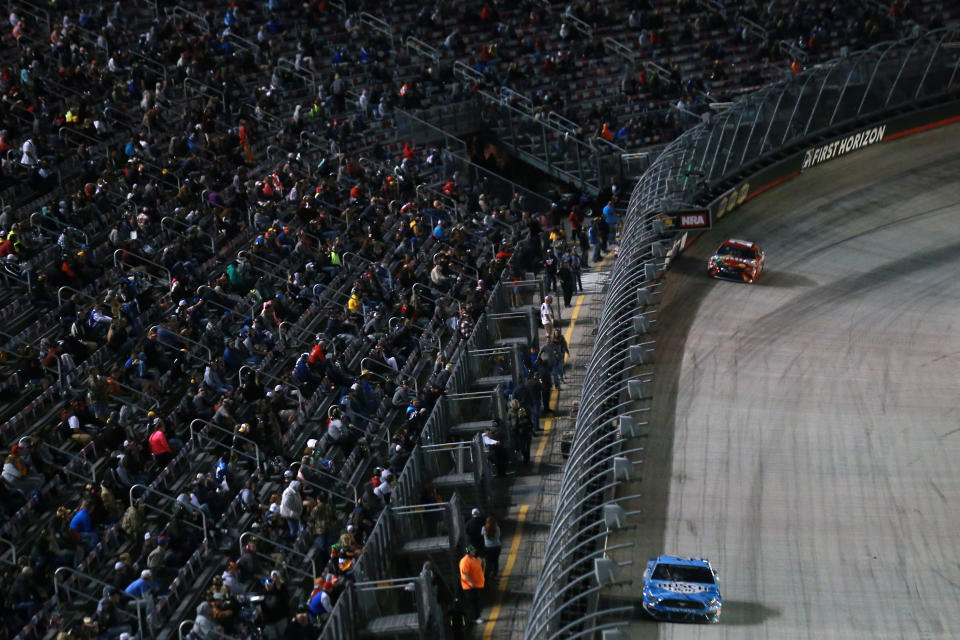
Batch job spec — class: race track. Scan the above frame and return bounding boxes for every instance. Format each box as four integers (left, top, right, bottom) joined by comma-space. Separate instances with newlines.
630, 124, 960, 639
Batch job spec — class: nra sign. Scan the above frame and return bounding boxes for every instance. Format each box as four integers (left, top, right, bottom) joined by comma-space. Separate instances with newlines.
673, 209, 711, 230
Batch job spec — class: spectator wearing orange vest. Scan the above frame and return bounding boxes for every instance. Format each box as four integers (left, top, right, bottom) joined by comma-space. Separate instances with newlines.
459, 545, 485, 624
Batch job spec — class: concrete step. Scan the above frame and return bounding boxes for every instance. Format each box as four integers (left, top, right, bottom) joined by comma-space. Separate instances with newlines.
365, 613, 420, 636
400, 536, 452, 555
472, 375, 512, 389
448, 421, 490, 437
432, 472, 474, 488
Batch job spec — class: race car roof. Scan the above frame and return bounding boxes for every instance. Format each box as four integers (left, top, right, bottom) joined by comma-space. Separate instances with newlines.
722, 238, 757, 248
653, 555, 712, 567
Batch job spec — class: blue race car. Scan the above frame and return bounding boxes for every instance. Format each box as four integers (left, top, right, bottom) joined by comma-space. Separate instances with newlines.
641, 555, 722, 623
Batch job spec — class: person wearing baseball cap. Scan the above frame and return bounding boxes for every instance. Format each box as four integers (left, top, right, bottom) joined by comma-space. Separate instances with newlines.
459, 545, 485, 624
124, 569, 155, 598
286, 602, 315, 640
465, 507, 485, 555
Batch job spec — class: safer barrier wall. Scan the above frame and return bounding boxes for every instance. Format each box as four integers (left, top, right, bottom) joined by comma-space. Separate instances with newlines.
526, 29, 960, 640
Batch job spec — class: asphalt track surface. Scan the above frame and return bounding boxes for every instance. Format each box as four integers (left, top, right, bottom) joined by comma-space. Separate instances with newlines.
628, 124, 960, 639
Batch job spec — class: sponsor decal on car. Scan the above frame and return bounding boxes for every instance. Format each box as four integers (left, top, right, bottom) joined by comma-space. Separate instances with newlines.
659, 582, 711, 594
801, 124, 887, 171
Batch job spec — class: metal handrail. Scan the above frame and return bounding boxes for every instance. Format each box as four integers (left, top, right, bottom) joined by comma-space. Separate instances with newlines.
58, 125, 104, 149
149, 325, 213, 362
433, 252, 479, 280
161, 216, 216, 253
361, 356, 418, 392
278, 320, 314, 349
239, 365, 305, 410
226, 31, 260, 54
129, 483, 209, 543
565, 14, 594, 37
104, 375, 161, 411
736, 15, 770, 41
183, 77, 225, 105
603, 36, 636, 65
405, 36, 441, 64
779, 39, 809, 62
238, 531, 316, 583
453, 60, 485, 84
276, 57, 316, 92
113, 248, 172, 283
165, 5, 209, 30
358, 12, 395, 46
412, 282, 463, 317
547, 110, 582, 135
289, 461, 357, 506
189, 418, 262, 472
236, 248, 285, 276
498, 86, 536, 113
103, 105, 132, 126
45, 442, 97, 483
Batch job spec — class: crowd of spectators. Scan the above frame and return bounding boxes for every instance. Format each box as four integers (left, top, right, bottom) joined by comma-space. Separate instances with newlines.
0, 1, 616, 639
0, 1, 953, 639
372, 0, 959, 149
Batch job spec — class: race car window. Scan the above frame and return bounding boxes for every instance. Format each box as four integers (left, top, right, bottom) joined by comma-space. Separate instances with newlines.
651, 564, 716, 584
716, 244, 756, 260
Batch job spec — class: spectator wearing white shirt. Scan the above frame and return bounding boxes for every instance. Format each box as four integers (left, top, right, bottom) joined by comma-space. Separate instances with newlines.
20, 138, 38, 166
540, 295, 555, 336
373, 473, 393, 504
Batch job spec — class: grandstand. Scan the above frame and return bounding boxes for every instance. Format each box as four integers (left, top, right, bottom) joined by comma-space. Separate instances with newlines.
0, 1, 957, 640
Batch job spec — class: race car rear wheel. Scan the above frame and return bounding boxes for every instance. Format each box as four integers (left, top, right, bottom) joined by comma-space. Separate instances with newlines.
742, 271, 754, 283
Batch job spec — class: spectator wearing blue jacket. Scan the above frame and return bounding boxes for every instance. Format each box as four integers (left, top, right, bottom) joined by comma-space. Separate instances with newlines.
308, 583, 334, 617
69, 499, 99, 549
588, 224, 601, 262
294, 353, 315, 386
222, 339, 246, 371
124, 569, 157, 599
602, 200, 617, 245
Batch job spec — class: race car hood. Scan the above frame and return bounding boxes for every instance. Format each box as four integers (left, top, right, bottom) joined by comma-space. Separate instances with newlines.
644, 580, 720, 603
709, 254, 753, 266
